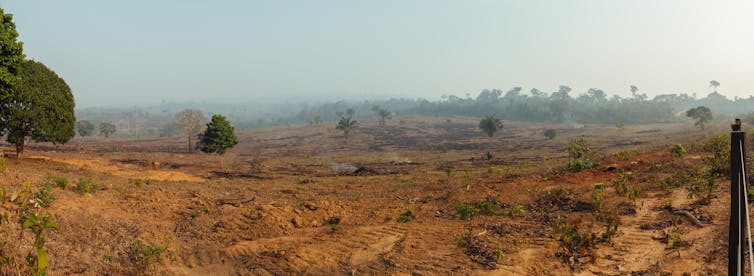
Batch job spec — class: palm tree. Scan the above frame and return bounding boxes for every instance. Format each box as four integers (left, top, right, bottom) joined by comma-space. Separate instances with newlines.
336, 117, 358, 142
478, 116, 503, 145
709, 80, 720, 92
377, 108, 391, 126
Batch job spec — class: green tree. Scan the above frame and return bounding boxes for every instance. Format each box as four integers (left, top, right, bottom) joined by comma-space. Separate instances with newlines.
1, 60, 75, 159
336, 116, 358, 142
478, 116, 503, 143
0, 8, 25, 103
377, 108, 391, 127
199, 114, 238, 169
174, 109, 206, 152
99, 122, 116, 138
709, 80, 720, 92
686, 106, 712, 130
76, 120, 95, 136
544, 128, 556, 139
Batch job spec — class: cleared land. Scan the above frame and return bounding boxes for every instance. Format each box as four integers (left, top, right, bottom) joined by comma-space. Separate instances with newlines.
0, 116, 739, 275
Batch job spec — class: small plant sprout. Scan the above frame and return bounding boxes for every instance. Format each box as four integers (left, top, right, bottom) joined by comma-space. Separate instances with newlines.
330, 224, 340, 232
512, 205, 525, 217
494, 248, 505, 260
21, 213, 60, 276
397, 208, 415, 223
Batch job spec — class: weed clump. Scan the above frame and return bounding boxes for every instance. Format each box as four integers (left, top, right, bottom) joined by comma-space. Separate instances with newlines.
76, 177, 97, 194
396, 208, 415, 223
129, 239, 167, 269
566, 138, 595, 172
456, 202, 479, 220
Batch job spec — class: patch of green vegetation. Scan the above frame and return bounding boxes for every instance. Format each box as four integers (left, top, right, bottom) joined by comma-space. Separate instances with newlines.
592, 183, 606, 209
511, 205, 525, 217
330, 224, 340, 232
566, 138, 596, 172
456, 202, 479, 220
45, 175, 68, 189
131, 178, 142, 187
76, 177, 98, 194
129, 239, 167, 268
396, 208, 415, 223
21, 213, 60, 276
671, 144, 686, 160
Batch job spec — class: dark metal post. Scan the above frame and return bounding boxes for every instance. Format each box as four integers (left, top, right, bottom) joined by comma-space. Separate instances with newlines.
730, 119, 747, 275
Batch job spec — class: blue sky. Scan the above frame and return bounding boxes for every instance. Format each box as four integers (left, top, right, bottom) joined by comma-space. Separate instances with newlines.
5, 0, 754, 107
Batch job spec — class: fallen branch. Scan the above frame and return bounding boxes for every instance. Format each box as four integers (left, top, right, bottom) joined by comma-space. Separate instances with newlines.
216, 196, 256, 206
673, 210, 703, 227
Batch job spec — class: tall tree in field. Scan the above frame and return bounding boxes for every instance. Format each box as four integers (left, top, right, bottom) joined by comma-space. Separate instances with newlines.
99, 122, 116, 138
377, 108, 391, 127
478, 116, 503, 145
336, 116, 358, 142
709, 80, 720, 92
199, 114, 238, 169
174, 109, 206, 152
2, 60, 75, 158
686, 106, 712, 130
76, 120, 95, 136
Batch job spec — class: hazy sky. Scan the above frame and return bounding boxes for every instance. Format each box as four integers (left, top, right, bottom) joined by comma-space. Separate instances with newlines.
5, 0, 754, 107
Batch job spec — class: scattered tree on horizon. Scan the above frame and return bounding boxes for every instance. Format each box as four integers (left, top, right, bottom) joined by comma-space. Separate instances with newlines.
100, 122, 116, 138
2, 60, 75, 159
174, 108, 206, 152
199, 114, 238, 169
709, 80, 720, 92
76, 120, 95, 137
686, 106, 712, 130
377, 109, 391, 126
478, 116, 503, 144
336, 116, 358, 142
544, 128, 556, 140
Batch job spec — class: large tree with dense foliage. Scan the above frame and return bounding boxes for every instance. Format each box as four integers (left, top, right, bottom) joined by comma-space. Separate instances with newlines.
174, 109, 206, 152
0, 8, 25, 103
76, 120, 95, 136
199, 114, 238, 169
686, 106, 712, 130
2, 60, 75, 158
99, 122, 116, 138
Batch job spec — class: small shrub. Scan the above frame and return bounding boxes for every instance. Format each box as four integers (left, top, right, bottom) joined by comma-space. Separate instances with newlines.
131, 178, 142, 187
330, 224, 340, 232
396, 208, 415, 223
21, 213, 60, 276
46, 175, 68, 189
494, 248, 505, 260
591, 183, 606, 209
129, 239, 167, 268
671, 144, 686, 160
511, 205, 525, 217
544, 129, 556, 140
702, 134, 729, 176
671, 233, 683, 248
566, 138, 595, 172
76, 177, 97, 194
31, 185, 57, 208
456, 202, 479, 220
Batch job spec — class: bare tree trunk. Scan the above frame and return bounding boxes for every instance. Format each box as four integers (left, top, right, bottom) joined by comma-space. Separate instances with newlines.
16, 141, 24, 160
187, 129, 192, 152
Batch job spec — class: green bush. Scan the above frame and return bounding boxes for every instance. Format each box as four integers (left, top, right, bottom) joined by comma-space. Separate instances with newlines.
76, 177, 97, 194
45, 175, 68, 189
129, 239, 167, 268
396, 208, 415, 223
456, 202, 479, 220
566, 138, 596, 172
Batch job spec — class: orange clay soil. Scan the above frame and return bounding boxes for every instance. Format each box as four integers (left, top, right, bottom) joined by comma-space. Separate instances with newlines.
0, 117, 740, 275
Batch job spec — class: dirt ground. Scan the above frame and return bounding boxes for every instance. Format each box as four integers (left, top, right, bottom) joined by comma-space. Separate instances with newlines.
0, 116, 743, 275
